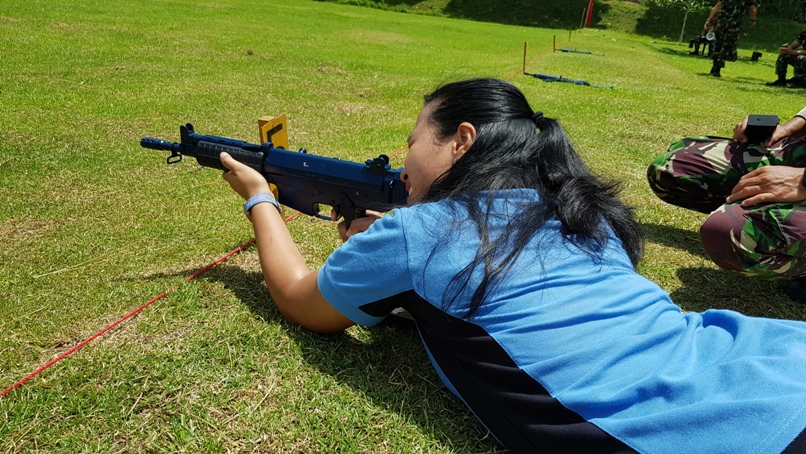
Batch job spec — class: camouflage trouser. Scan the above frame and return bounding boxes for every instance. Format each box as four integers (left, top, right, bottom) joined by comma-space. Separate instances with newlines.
711, 22, 741, 67
647, 136, 806, 279
775, 53, 806, 79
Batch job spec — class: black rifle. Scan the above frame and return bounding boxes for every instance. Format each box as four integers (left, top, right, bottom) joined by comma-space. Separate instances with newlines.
141, 124, 408, 227
524, 72, 614, 90
557, 48, 605, 56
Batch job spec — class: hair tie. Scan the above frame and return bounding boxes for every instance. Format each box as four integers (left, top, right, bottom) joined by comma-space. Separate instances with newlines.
531, 111, 545, 129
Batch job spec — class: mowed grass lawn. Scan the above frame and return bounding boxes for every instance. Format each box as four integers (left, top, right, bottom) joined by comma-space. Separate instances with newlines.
3, 0, 806, 451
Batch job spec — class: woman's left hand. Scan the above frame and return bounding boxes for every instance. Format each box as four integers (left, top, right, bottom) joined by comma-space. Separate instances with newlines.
221, 152, 271, 200
727, 166, 806, 206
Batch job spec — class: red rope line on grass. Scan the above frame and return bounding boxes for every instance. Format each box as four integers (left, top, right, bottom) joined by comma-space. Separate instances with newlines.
1, 209, 309, 398
0, 237, 258, 398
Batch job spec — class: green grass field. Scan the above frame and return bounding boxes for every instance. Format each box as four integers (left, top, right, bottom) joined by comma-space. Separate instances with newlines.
3, 0, 806, 451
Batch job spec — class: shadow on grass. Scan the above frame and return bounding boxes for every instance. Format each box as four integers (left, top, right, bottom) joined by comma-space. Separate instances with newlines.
641, 222, 707, 259
444, 0, 609, 29
383, 0, 422, 5
652, 44, 777, 70
634, 5, 709, 42
179, 263, 504, 452
670, 266, 806, 321
639, 221, 806, 319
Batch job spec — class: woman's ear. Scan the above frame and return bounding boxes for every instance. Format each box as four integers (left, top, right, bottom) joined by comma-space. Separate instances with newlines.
453, 122, 476, 161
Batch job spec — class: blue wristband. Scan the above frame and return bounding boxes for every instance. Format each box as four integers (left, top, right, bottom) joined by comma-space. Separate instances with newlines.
243, 193, 282, 214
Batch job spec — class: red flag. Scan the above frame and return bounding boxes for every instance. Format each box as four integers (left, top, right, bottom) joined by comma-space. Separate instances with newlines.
586, 0, 594, 27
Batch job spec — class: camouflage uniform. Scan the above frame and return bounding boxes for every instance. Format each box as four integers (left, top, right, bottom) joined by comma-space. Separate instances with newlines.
773, 31, 806, 83
711, 0, 757, 71
647, 136, 806, 279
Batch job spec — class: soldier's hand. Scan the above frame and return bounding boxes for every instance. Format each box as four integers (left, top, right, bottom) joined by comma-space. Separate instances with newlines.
733, 116, 789, 146
766, 124, 792, 147
732, 116, 751, 143
727, 166, 806, 206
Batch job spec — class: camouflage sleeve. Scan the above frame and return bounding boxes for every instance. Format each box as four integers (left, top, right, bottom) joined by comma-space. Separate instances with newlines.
648, 137, 754, 213
647, 137, 806, 213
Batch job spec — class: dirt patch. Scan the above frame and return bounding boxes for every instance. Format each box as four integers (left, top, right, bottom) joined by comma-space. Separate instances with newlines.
315, 66, 348, 75
0, 218, 57, 242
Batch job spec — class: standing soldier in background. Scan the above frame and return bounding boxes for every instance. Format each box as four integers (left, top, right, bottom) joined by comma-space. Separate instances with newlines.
767, 22, 806, 87
705, 0, 758, 77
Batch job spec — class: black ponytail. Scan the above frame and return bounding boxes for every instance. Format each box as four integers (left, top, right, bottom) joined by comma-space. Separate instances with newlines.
420, 78, 643, 318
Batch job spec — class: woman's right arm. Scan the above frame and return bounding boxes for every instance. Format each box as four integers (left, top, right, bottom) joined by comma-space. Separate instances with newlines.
221, 152, 355, 333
